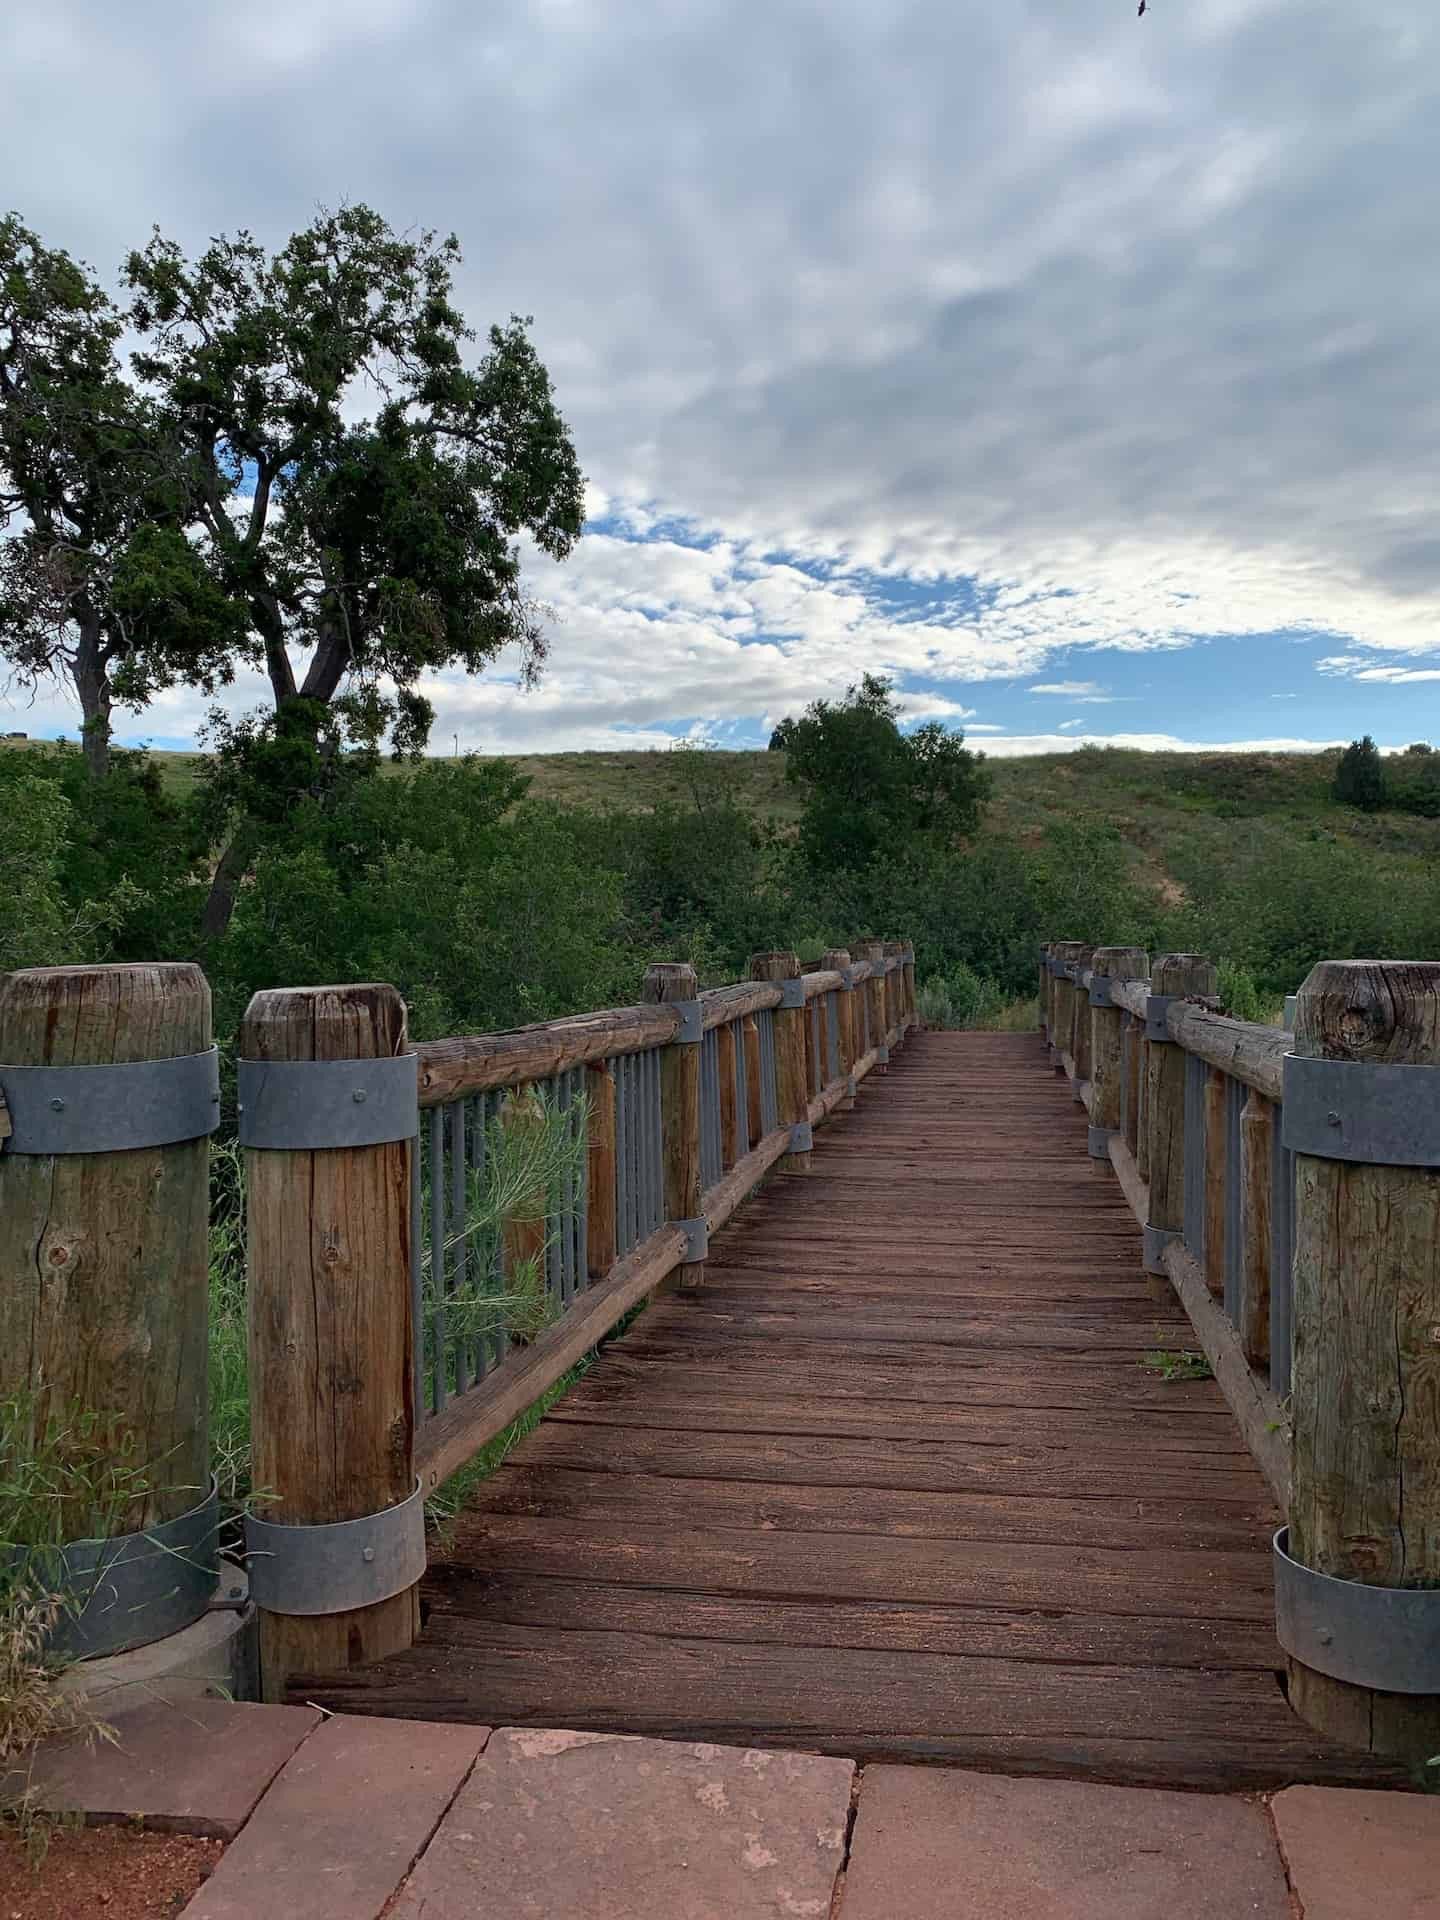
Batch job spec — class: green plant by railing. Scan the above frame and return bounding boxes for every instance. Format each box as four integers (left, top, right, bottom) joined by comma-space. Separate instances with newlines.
0, 1395, 157, 1555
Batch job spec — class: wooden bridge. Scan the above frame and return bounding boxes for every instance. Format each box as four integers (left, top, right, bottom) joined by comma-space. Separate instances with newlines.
7, 939, 1433, 1795
297, 1010, 1399, 1791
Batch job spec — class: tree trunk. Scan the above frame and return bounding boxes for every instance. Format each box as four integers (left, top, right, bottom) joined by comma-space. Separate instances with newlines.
72, 614, 112, 780
200, 823, 258, 945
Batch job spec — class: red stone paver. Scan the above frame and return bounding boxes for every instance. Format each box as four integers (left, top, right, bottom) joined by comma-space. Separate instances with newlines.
180, 1712, 487, 1920
17, 1698, 321, 1837
1271, 1785, 1440, 1919
839, 1766, 1291, 1920
389, 1728, 854, 1920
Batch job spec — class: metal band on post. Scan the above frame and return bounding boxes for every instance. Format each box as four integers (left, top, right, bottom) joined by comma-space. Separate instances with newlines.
1088, 975, 1114, 1010
790, 1119, 814, 1152
1274, 1528, 1440, 1694
675, 1215, 709, 1262
0, 1048, 221, 1155
1087, 1125, 1114, 1159
671, 999, 703, 1045
1281, 1056, 1440, 1167
1143, 1224, 1177, 1274
237, 1054, 419, 1150
1144, 995, 1177, 1043
243, 1479, 426, 1617
779, 978, 807, 1011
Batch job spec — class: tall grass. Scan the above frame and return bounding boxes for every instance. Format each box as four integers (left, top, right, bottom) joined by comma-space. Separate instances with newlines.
207, 1088, 589, 1520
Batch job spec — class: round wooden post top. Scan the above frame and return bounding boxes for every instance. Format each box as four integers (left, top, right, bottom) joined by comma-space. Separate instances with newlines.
1151, 953, 1217, 995
0, 963, 211, 1065
1091, 947, 1149, 982
750, 950, 802, 981
820, 949, 852, 970
643, 962, 698, 1004
1293, 960, 1440, 1063
240, 982, 407, 1062
853, 940, 885, 966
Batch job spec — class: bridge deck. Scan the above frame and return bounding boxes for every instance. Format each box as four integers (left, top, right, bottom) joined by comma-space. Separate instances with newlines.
303, 1032, 1393, 1790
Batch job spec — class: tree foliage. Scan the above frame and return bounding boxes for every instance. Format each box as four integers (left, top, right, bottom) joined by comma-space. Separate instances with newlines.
1332, 734, 1386, 811
776, 674, 991, 871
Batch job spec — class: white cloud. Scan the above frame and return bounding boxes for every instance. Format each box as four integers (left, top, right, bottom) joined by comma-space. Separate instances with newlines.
1317, 655, 1440, 685
975, 733, 1348, 758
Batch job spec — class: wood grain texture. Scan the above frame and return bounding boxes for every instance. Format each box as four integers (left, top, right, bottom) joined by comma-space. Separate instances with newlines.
751, 950, 810, 1172
1070, 944, 1097, 1087
715, 1019, 739, 1168
416, 1005, 679, 1105
0, 964, 212, 1531
742, 1014, 763, 1150
820, 952, 853, 1108
300, 1032, 1387, 1790
1164, 1004, 1291, 1101
1049, 942, 1086, 1084
1145, 956, 1218, 1247
644, 964, 703, 1286
1287, 959, 1440, 1760
1240, 1091, 1273, 1370
241, 982, 418, 1698
1089, 948, 1147, 1137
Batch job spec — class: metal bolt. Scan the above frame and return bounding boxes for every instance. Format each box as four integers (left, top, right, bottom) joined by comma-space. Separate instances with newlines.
1317, 1628, 1333, 1646
353, 1089, 368, 1105
1326, 1111, 1341, 1128
362, 1546, 375, 1563
49, 1097, 64, 1112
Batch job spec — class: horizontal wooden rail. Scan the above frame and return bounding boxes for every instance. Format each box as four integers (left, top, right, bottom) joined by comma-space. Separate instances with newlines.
417, 1004, 680, 1105
699, 981, 782, 1030
1162, 1003, 1291, 1101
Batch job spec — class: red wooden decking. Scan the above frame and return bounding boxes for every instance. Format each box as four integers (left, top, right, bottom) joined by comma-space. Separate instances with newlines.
299, 1032, 1396, 1789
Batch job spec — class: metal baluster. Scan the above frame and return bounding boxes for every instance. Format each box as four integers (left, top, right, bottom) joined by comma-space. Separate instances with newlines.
1223, 1075, 1244, 1325
647, 1047, 661, 1235
545, 1076, 562, 1304
827, 993, 840, 1088
1183, 1051, 1205, 1261
410, 1119, 424, 1418
735, 1018, 750, 1156
559, 1070, 575, 1307
429, 1104, 448, 1411
488, 1092, 508, 1368
449, 1100, 470, 1396
476, 1098, 495, 1382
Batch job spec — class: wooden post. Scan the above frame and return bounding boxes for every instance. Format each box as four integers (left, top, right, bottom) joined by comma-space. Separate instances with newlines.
1070, 943, 1096, 1096
1286, 960, 1440, 1761
716, 1020, 739, 1170
1049, 942, 1085, 1077
751, 950, 810, 1171
742, 1014, 763, 1147
802, 982, 819, 1100
856, 940, 888, 1072
1143, 954, 1217, 1299
0, 964, 212, 1533
1039, 943, 1053, 1042
1088, 947, 1147, 1160
585, 1062, 617, 1280
883, 942, 904, 1050
643, 963, 704, 1285
821, 950, 853, 1105
1238, 1090, 1272, 1369
1200, 1067, 1227, 1299
242, 983, 418, 1700
902, 944, 917, 1031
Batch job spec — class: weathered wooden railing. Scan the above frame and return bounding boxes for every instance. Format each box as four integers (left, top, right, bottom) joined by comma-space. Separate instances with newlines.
1039, 941, 1440, 1766
244, 941, 914, 1698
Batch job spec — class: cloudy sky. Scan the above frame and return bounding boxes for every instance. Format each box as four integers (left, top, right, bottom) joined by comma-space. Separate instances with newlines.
4, 0, 1440, 756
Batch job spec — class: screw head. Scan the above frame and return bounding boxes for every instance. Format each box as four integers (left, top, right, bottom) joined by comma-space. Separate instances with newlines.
1317, 1628, 1333, 1645
1326, 1111, 1341, 1127
361, 1546, 375, 1563
353, 1089, 368, 1105
49, 1097, 65, 1112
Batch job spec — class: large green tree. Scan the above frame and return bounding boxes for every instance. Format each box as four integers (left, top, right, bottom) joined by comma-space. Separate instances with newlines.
121, 205, 585, 936
0, 216, 240, 777
776, 673, 991, 870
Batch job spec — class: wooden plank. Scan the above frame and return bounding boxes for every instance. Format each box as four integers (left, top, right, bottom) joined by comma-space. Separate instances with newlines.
295, 1621, 1395, 1790
416, 1569, 1281, 1669
1239, 1090, 1273, 1369
503, 1416, 1276, 1504
466, 1463, 1273, 1551
585, 1062, 616, 1280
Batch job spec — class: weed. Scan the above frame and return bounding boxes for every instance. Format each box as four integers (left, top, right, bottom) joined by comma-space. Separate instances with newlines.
1142, 1348, 1214, 1382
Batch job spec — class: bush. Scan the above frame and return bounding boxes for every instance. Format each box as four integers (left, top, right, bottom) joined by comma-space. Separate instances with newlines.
1332, 736, 1386, 811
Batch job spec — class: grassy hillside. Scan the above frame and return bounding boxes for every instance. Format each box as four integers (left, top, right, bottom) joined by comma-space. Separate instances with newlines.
13, 734, 1440, 883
